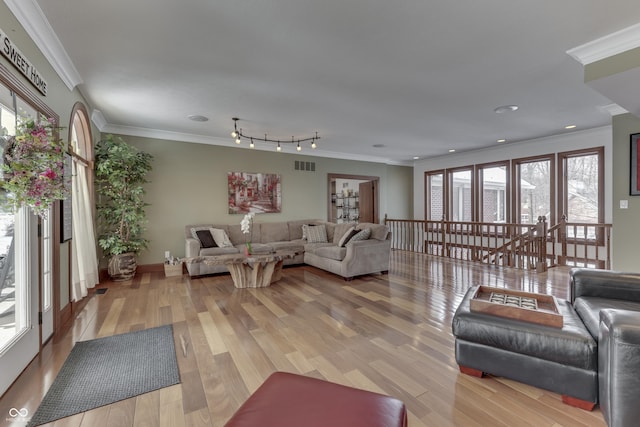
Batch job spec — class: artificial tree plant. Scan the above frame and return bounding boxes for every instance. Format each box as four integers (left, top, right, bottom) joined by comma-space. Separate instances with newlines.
95, 134, 153, 280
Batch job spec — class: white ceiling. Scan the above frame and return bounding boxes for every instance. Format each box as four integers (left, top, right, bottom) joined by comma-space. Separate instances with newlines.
12, 1, 640, 164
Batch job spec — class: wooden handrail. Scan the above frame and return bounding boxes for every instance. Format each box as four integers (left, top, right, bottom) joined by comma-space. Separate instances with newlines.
384, 215, 612, 271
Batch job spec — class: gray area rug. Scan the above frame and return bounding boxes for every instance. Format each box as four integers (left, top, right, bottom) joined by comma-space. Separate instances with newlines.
28, 325, 180, 427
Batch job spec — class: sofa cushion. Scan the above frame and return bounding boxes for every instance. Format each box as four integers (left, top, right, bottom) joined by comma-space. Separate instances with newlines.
195, 230, 217, 248
314, 245, 347, 261
338, 227, 358, 247
306, 224, 328, 243
574, 296, 640, 340
210, 228, 234, 248
324, 222, 336, 242
304, 242, 335, 253
200, 246, 240, 256
227, 223, 249, 245
260, 222, 290, 243
348, 228, 371, 243
270, 240, 305, 253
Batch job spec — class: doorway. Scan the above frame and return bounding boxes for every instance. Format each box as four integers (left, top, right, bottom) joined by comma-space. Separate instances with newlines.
327, 174, 379, 224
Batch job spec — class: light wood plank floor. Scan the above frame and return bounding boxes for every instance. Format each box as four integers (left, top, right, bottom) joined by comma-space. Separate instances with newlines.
0, 252, 606, 426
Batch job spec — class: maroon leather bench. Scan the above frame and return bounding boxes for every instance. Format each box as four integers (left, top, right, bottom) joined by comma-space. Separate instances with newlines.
224, 372, 408, 427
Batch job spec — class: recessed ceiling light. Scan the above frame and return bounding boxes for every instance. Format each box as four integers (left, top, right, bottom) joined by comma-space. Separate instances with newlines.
565, 124, 577, 129
372, 144, 386, 148
187, 114, 209, 122
497, 139, 506, 143
494, 105, 519, 114
413, 156, 420, 160
448, 149, 456, 153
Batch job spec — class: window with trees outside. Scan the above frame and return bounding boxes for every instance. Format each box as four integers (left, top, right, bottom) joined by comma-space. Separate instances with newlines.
558, 147, 604, 241
477, 163, 509, 223
514, 155, 554, 225
424, 148, 602, 232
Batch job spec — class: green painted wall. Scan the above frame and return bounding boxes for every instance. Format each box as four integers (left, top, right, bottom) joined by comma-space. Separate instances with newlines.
114, 135, 414, 265
612, 114, 640, 272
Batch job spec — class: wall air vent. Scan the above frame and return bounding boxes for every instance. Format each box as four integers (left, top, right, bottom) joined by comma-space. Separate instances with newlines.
294, 161, 316, 172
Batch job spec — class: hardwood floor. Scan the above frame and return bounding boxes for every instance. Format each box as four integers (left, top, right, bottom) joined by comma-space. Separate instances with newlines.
0, 252, 605, 426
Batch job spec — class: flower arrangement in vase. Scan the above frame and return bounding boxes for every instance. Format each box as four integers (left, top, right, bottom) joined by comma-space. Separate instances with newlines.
1, 118, 67, 218
240, 212, 255, 255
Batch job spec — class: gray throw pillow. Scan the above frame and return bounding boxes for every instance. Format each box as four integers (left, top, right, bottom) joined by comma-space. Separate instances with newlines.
348, 228, 371, 244
301, 223, 318, 240
306, 224, 328, 243
210, 228, 234, 247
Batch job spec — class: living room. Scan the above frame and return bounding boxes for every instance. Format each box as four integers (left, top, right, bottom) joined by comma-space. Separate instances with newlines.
3, 1, 640, 426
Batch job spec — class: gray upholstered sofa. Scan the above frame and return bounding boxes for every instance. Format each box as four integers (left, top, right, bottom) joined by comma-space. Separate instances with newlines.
452, 268, 640, 426
184, 219, 391, 280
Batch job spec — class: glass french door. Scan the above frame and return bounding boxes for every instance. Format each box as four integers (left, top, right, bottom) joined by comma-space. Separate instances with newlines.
0, 86, 42, 396
41, 210, 54, 343
0, 207, 38, 396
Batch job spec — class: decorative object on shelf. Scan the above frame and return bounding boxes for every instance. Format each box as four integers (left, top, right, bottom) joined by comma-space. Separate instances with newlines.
241, 212, 255, 255
333, 193, 359, 224
230, 117, 319, 152
228, 171, 281, 214
1, 118, 68, 218
95, 134, 153, 281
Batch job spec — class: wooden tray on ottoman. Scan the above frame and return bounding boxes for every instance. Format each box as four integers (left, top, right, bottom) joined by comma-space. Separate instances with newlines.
470, 286, 563, 328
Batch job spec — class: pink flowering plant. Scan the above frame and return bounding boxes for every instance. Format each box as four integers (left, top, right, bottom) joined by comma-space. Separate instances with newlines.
2, 118, 68, 218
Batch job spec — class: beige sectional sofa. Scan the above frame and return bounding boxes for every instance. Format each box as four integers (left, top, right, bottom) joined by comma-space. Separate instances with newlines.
184, 219, 391, 280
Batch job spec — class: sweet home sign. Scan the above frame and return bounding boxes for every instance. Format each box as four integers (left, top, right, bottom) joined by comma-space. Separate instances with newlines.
1, 26, 48, 96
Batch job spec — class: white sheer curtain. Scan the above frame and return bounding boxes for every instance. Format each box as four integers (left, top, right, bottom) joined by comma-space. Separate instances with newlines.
71, 158, 99, 301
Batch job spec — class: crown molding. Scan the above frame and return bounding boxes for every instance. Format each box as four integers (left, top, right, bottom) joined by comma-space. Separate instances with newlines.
5, 0, 82, 90
599, 103, 628, 116
90, 109, 108, 130
567, 22, 640, 65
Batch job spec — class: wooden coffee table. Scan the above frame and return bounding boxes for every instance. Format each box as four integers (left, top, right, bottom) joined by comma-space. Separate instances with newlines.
204, 250, 296, 288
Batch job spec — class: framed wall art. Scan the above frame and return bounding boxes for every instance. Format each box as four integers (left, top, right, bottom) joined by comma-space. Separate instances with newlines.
631, 133, 640, 195
228, 171, 281, 214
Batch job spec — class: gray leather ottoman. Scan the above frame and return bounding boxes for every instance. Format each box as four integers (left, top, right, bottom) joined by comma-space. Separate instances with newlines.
452, 286, 598, 410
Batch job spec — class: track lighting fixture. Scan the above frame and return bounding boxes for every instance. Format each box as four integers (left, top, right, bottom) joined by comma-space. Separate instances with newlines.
231, 117, 320, 153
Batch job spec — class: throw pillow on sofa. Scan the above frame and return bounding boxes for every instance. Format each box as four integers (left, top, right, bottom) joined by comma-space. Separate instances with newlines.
191, 226, 212, 240
338, 227, 359, 247
210, 228, 234, 247
195, 230, 217, 248
348, 228, 371, 243
301, 223, 318, 240
305, 224, 328, 243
